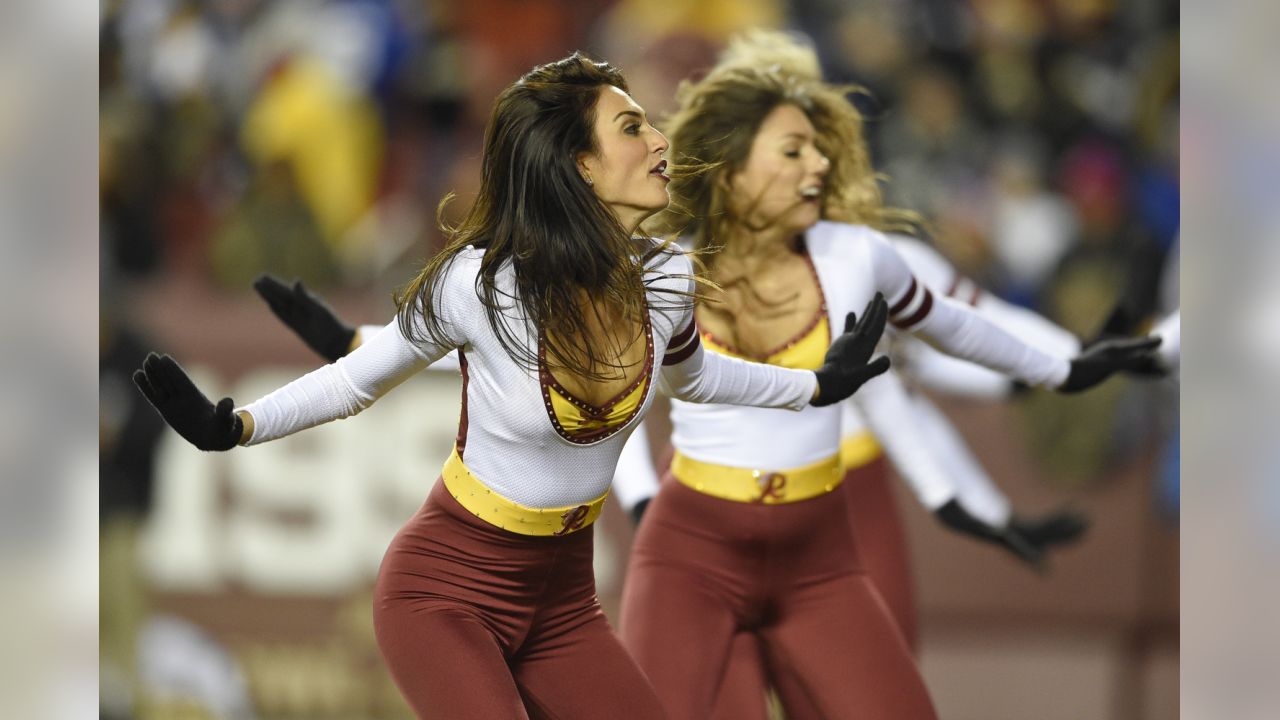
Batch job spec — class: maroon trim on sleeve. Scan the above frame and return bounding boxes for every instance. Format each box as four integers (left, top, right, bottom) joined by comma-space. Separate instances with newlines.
668, 317, 698, 350
662, 332, 702, 366
892, 288, 934, 330
888, 278, 918, 317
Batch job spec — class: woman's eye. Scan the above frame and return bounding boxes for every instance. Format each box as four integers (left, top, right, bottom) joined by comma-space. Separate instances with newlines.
625, 124, 641, 135
784, 149, 801, 158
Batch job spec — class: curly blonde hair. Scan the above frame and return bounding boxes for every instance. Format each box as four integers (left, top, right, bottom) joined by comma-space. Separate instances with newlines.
645, 31, 920, 258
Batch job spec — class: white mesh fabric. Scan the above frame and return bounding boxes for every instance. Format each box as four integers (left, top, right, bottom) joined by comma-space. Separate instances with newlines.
362, 325, 462, 372
672, 398, 842, 470
243, 244, 815, 509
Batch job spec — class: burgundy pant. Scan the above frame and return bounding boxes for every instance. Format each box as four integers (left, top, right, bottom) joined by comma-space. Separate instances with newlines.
374, 480, 667, 719
621, 464, 935, 720
838, 456, 916, 650
707, 456, 919, 720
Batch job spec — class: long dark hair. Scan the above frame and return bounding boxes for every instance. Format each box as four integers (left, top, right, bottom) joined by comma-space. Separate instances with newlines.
397, 53, 688, 380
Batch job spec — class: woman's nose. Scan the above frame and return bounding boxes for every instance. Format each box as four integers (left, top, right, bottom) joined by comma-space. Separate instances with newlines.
652, 129, 669, 155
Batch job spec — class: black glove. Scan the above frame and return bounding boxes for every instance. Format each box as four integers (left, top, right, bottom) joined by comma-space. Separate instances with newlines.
630, 497, 651, 526
132, 352, 243, 451
811, 293, 892, 407
254, 275, 356, 362
1058, 335, 1162, 393
1009, 508, 1090, 551
1083, 303, 1168, 379
934, 500, 1043, 570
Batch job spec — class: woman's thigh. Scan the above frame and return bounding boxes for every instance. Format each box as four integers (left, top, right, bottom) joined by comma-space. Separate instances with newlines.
764, 573, 935, 720
516, 611, 668, 720
374, 603, 528, 720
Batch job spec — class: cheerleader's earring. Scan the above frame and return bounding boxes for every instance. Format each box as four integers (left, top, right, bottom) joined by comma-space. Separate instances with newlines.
575, 153, 594, 186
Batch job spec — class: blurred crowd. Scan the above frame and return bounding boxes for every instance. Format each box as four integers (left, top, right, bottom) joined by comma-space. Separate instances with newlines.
100, 0, 1178, 300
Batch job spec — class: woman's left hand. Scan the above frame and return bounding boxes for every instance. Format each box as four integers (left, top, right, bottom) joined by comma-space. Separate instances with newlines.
811, 293, 892, 406
1058, 336, 1162, 393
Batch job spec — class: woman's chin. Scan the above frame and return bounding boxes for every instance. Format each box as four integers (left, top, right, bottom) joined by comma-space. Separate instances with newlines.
793, 206, 822, 232
614, 198, 670, 234
641, 193, 672, 216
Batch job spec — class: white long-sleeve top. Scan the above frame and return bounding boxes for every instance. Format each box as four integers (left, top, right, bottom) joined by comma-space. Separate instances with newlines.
240, 243, 817, 508
836, 233, 1080, 516
360, 327, 461, 371
888, 234, 1081, 400
613, 366, 1011, 522
670, 221, 1071, 473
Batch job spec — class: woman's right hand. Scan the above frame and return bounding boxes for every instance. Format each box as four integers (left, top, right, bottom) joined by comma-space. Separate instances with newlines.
254, 275, 356, 362
810, 293, 892, 406
133, 352, 244, 451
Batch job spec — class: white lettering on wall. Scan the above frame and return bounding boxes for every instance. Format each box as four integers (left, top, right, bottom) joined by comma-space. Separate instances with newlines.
140, 367, 463, 593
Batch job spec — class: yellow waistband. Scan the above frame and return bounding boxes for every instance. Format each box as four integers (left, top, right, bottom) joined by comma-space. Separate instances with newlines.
840, 431, 882, 471
441, 448, 606, 536
672, 451, 844, 504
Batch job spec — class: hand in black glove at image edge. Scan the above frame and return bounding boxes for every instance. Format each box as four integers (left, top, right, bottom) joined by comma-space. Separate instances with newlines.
1059, 335, 1162, 393
811, 293, 892, 407
254, 275, 357, 363
132, 352, 243, 451
1079, 299, 1168, 379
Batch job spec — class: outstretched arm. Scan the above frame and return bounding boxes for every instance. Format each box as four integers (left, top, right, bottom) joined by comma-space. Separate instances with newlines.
254, 274, 461, 371
134, 317, 443, 451
849, 370, 1049, 567
869, 233, 1157, 393
886, 237, 1080, 400
905, 391, 1087, 553
659, 294, 891, 410
893, 336, 1021, 401
138, 273, 469, 451
889, 234, 1081, 359
235, 318, 440, 444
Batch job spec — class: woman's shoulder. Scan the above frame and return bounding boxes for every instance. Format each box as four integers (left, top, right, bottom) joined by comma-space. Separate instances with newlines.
639, 237, 694, 275
807, 220, 886, 243
806, 221, 890, 259
451, 244, 487, 267
428, 245, 490, 308
436, 245, 487, 280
